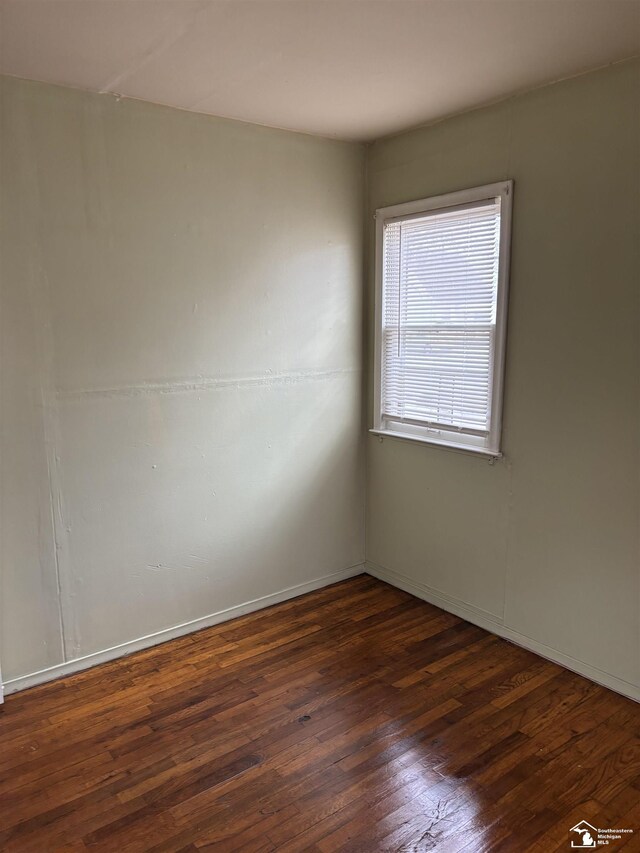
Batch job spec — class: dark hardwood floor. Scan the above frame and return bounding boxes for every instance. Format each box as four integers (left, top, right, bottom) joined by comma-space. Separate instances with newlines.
1, 574, 639, 852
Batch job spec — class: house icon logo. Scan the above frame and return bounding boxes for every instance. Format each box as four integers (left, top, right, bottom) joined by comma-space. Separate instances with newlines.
570, 820, 598, 847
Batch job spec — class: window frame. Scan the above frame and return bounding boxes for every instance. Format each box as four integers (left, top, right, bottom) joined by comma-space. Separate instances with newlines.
371, 180, 513, 457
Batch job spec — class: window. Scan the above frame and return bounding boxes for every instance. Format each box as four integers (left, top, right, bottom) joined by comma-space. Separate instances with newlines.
372, 181, 512, 456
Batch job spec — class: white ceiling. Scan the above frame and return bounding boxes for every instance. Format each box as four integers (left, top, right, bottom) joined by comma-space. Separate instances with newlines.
1, 0, 639, 141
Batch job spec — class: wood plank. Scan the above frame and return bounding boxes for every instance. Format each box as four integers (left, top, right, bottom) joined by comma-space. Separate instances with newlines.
0, 575, 638, 852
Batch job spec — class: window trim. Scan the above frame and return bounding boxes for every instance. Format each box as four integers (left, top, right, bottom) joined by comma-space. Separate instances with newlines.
371, 180, 513, 457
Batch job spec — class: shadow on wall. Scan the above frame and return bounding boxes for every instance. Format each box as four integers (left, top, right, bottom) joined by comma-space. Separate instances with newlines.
52, 368, 364, 662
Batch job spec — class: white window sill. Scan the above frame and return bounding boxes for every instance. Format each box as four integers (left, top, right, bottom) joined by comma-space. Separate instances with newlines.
369, 428, 502, 459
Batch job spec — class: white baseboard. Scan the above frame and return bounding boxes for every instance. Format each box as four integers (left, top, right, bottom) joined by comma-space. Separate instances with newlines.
365, 560, 640, 704
7, 560, 637, 705
3, 563, 365, 696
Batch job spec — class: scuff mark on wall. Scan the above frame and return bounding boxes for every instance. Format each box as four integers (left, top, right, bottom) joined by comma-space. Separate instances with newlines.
56, 367, 360, 401
19, 116, 79, 661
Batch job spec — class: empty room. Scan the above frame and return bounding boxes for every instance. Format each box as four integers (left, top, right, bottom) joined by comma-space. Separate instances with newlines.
1, 0, 640, 850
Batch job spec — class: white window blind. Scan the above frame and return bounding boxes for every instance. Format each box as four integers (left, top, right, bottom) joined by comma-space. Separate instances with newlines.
373, 182, 512, 456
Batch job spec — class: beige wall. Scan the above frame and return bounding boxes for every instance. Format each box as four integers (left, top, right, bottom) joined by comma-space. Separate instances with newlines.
2, 59, 638, 700
366, 59, 640, 698
1, 76, 365, 685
